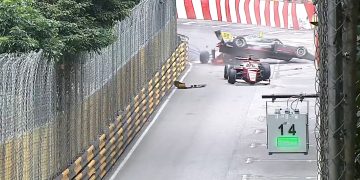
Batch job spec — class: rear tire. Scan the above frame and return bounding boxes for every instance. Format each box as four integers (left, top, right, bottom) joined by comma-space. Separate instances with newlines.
295, 46, 307, 58
260, 63, 271, 80
228, 69, 237, 84
233, 37, 247, 48
200, 51, 210, 64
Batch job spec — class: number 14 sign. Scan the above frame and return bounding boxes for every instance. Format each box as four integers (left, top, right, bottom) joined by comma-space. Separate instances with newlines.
266, 107, 309, 155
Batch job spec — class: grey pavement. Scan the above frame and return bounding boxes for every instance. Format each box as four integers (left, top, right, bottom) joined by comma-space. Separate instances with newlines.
108, 20, 318, 180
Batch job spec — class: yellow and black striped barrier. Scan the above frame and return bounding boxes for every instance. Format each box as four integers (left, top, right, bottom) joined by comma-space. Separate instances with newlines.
55, 42, 188, 180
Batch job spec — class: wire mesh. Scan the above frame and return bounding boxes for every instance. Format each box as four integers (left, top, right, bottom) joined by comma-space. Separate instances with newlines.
0, 51, 57, 180
315, 0, 342, 179
0, 0, 178, 179
315, 0, 359, 179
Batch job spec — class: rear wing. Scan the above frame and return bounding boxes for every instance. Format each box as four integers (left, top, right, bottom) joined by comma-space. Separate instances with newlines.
235, 55, 260, 62
215, 30, 234, 42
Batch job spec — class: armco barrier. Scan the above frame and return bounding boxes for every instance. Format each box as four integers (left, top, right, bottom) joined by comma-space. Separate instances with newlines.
55, 42, 187, 180
176, 0, 315, 30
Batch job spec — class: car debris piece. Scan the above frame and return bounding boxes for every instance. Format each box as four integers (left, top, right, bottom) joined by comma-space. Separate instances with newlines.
174, 81, 206, 89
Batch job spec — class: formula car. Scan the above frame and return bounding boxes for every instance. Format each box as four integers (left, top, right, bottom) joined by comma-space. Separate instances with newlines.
215, 30, 314, 63
224, 56, 271, 85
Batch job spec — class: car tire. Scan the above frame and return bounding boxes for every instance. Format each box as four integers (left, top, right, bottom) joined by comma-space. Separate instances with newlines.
233, 37, 247, 48
224, 65, 234, 79
200, 51, 210, 63
259, 63, 271, 80
228, 69, 237, 84
224, 65, 229, 79
295, 46, 307, 58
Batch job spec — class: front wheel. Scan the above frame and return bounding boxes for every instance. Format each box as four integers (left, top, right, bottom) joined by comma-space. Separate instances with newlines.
224, 65, 234, 79
224, 65, 229, 79
228, 69, 237, 84
259, 63, 271, 80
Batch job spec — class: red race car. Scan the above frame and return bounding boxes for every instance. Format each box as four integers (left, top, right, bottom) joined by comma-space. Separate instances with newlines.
224, 56, 271, 85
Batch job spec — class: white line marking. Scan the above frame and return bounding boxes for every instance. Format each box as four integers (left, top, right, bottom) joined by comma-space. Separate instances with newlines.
109, 62, 193, 180
267, 30, 286, 34
212, 24, 232, 28
211, 25, 256, 30
253, 159, 317, 162
269, 59, 281, 80
236, 26, 257, 30
182, 21, 196, 25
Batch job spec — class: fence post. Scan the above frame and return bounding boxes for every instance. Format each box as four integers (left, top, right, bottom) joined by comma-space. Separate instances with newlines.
327, 0, 344, 179
342, 0, 359, 179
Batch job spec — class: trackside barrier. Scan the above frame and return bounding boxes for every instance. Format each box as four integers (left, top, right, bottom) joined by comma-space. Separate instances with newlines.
176, 0, 316, 30
55, 42, 188, 180
0, 0, 177, 178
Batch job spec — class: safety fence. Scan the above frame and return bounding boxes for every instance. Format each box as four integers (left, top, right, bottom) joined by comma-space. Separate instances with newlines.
176, 0, 315, 30
314, 0, 359, 179
0, 51, 57, 180
0, 0, 182, 179
55, 42, 187, 180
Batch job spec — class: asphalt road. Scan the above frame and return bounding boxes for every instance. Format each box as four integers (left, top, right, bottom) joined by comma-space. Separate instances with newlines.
108, 19, 318, 180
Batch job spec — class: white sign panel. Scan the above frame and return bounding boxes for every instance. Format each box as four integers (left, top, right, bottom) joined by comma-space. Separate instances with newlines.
267, 109, 309, 155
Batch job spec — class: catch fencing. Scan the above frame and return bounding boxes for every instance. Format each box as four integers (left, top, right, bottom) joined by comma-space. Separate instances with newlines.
0, 0, 181, 179
315, 0, 359, 179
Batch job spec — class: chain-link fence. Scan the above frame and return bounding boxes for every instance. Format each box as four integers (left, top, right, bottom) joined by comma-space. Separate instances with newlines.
0, 0, 178, 179
0, 51, 57, 180
315, 0, 359, 179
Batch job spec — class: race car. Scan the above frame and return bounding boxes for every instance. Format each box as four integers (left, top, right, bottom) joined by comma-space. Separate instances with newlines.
224, 56, 271, 85
215, 30, 314, 63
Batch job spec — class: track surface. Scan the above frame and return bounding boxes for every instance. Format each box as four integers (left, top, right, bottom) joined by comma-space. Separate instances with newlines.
109, 19, 317, 180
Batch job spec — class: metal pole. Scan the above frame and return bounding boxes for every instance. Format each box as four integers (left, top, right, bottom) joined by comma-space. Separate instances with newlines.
342, 0, 359, 179
327, 0, 344, 179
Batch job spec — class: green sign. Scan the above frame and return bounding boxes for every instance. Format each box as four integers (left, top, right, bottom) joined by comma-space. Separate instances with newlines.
277, 137, 299, 148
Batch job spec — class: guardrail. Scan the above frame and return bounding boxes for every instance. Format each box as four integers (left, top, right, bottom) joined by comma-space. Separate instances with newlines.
55, 42, 188, 180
